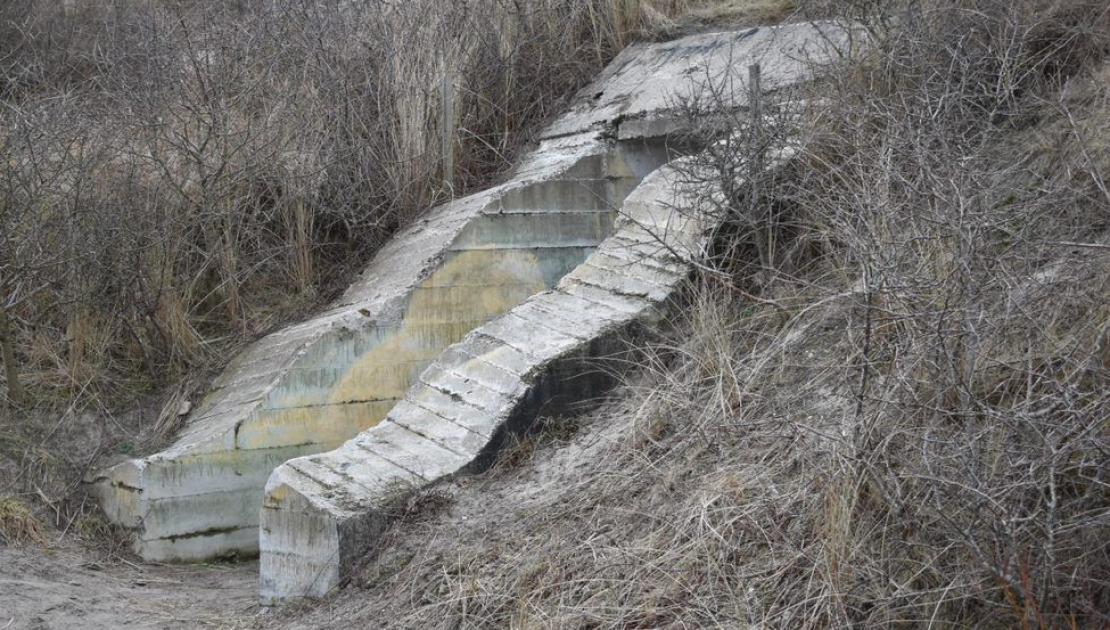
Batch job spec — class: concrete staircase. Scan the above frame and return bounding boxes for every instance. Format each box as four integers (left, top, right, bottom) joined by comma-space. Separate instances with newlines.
87, 21, 850, 599
258, 160, 701, 601
89, 137, 671, 561
258, 143, 800, 602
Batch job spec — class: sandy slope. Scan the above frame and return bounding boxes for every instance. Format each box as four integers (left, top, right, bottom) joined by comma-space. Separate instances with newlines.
0, 545, 257, 629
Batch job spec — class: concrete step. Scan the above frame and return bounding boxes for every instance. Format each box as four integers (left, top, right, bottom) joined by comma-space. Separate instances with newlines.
448, 210, 616, 250
497, 177, 637, 212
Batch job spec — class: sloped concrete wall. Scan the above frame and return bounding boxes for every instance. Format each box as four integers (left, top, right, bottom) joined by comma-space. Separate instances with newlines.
256, 20, 850, 603
89, 138, 672, 561
90, 21, 850, 567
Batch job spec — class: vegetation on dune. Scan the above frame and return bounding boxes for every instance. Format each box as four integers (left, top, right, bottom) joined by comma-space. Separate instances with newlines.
0, 0, 691, 535
1, 0, 1107, 627
266, 1, 1110, 628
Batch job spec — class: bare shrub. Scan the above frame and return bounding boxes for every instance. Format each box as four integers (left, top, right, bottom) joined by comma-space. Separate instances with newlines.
279, 3, 1109, 628
0, 0, 690, 411
625, 0, 1110, 625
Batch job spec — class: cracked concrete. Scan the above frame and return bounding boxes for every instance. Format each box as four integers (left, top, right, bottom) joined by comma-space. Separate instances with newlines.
257, 20, 847, 603
85, 22, 849, 592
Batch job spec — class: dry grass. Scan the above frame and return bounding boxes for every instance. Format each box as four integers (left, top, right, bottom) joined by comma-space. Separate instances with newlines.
689, 0, 799, 25
261, 2, 1109, 628
0, 0, 696, 536
0, 495, 45, 546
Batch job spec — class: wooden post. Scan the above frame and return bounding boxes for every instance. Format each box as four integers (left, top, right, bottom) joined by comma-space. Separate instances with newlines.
440, 67, 456, 197
0, 303, 24, 406
748, 63, 769, 265
748, 62, 763, 183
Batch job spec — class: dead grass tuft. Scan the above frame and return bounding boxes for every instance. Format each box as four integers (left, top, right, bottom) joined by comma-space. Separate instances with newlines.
0, 495, 46, 546
70, 511, 134, 558
690, 0, 799, 26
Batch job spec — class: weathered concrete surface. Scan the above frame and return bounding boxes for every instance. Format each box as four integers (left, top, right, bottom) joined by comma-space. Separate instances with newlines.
91, 21, 847, 566
259, 144, 802, 602
88, 135, 670, 561
545, 21, 848, 141
257, 20, 847, 603
257, 161, 697, 602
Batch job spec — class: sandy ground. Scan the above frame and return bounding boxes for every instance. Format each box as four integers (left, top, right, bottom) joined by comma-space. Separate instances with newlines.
0, 544, 260, 629
254, 406, 629, 629
0, 399, 623, 630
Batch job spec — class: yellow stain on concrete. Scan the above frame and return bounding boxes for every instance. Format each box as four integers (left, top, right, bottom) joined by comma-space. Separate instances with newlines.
330, 248, 545, 404
265, 484, 289, 506
234, 401, 397, 453
236, 248, 546, 453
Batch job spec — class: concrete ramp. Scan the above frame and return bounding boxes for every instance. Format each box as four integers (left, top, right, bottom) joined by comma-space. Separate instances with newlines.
88, 139, 671, 561
89, 21, 848, 570
258, 159, 703, 601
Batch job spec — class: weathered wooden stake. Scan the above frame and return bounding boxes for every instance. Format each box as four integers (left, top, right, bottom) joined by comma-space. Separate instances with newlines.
748, 62, 771, 265
748, 62, 763, 185
0, 303, 24, 406
441, 67, 456, 197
